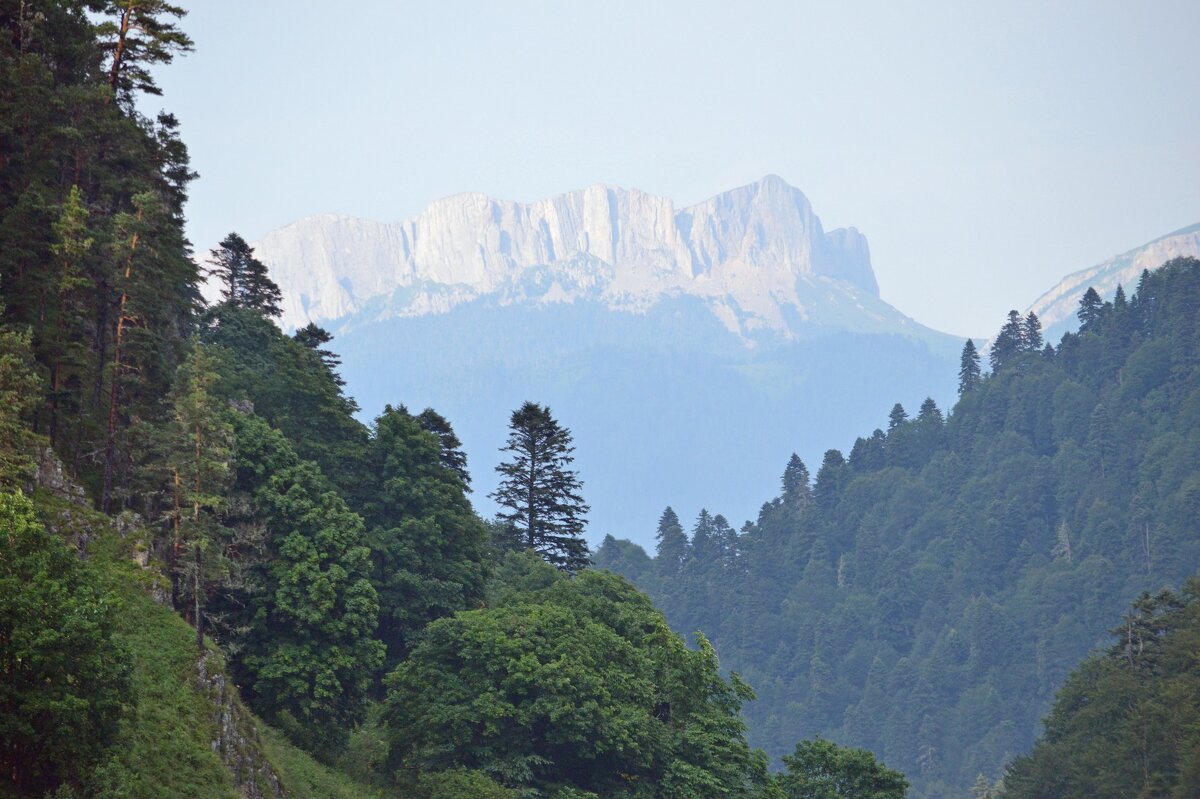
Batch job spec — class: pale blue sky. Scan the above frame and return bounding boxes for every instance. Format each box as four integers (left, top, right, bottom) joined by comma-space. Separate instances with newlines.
152, 0, 1200, 337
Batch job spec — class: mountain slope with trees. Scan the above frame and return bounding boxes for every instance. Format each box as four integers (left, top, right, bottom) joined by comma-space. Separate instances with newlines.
596, 257, 1200, 798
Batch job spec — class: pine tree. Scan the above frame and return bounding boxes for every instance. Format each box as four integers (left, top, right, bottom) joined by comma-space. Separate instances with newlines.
1023, 311, 1043, 351
96, 1, 194, 108
888, 403, 908, 431
958, 339, 982, 394
491, 402, 590, 572
989, 310, 1025, 371
208, 232, 282, 318
1077, 287, 1104, 330
654, 506, 690, 574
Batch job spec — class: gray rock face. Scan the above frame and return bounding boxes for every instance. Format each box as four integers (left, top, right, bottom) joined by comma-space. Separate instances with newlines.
1028, 222, 1200, 339
252, 175, 884, 339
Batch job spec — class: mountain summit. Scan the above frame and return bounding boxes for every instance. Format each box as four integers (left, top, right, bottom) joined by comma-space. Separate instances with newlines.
255, 176, 913, 340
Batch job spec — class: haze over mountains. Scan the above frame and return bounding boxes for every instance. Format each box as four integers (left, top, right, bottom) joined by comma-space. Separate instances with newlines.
252, 177, 961, 545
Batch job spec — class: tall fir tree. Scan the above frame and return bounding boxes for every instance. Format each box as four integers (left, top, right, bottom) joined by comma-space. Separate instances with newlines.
491, 402, 591, 572
416, 407, 471, 489
781, 453, 812, 509
887, 403, 908, 431
1077, 287, 1104, 329
989, 310, 1025, 371
654, 506, 690, 575
1023, 311, 1043, 351
958, 339, 982, 394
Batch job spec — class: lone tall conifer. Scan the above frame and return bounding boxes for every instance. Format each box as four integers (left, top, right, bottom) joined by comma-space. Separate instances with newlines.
491, 402, 590, 572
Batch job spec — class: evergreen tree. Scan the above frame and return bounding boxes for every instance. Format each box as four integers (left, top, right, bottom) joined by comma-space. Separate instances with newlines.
1113, 284, 1127, 310
95, 0, 193, 108
163, 344, 233, 650
781, 453, 812, 509
917, 397, 943, 425
491, 402, 590, 572
1077, 287, 1104, 329
989, 310, 1025, 371
1022, 311, 1043, 351
887, 403, 908, 431
416, 407, 471, 489
958, 339, 982, 394
208, 232, 282, 318
654, 506, 690, 575
0, 325, 44, 489
690, 508, 719, 563
293, 322, 344, 386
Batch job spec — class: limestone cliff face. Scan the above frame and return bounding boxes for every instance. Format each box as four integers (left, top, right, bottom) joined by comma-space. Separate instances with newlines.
1029, 222, 1200, 337
252, 176, 885, 339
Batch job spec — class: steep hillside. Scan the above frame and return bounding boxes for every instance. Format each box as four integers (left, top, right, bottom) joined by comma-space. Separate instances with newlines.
596, 257, 1200, 798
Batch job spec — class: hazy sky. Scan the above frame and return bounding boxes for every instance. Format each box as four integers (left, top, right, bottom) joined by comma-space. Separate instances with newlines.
153, 0, 1200, 337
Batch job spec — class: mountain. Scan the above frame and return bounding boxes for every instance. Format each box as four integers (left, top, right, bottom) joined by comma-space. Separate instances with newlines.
256, 175, 929, 343
1028, 222, 1200, 342
252, 177, 961, 546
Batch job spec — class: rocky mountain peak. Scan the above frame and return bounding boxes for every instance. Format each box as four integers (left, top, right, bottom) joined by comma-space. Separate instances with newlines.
251, 177, 892, 338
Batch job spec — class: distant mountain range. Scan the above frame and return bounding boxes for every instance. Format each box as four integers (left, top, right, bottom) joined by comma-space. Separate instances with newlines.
257, 175, 940, 345
251, 178, 961, 546
1028, 222, 1200, 341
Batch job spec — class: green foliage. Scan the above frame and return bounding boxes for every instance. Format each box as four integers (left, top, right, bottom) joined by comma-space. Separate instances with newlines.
384, 570, 766, 797
777, 739, 907, 799
208, 232, 283, 319
491, 401, 591, 572
201, 304, 366, 496
1, 0, 200, 504
597, 259, 1200, 798
958, 339, 981, 395
1002, 579, 1200, 799
413, 769, 518, 799
360, 405, 488, 668
229, 413, 383, 752
0, 491, 131, 795
0, 326, 44, 488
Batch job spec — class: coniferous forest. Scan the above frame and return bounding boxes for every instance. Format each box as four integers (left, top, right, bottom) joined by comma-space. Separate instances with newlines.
597, 259, 1200, 797
3, 4, 1200, 799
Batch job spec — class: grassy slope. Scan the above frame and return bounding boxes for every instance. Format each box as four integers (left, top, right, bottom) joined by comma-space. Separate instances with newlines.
32, 492, 381, 799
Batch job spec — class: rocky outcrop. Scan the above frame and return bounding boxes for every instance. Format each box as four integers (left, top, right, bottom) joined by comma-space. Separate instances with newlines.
197, 653, 286, 799
250, 175, 885, 340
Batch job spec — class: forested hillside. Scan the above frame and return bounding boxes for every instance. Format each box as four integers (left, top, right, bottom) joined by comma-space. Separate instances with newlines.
596, 259, 1200, 798
1002, 581, 1200, 799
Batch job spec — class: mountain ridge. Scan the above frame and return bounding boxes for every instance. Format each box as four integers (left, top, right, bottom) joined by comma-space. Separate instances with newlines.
1027, 221, 1200, 340
253, 176, 903, 341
